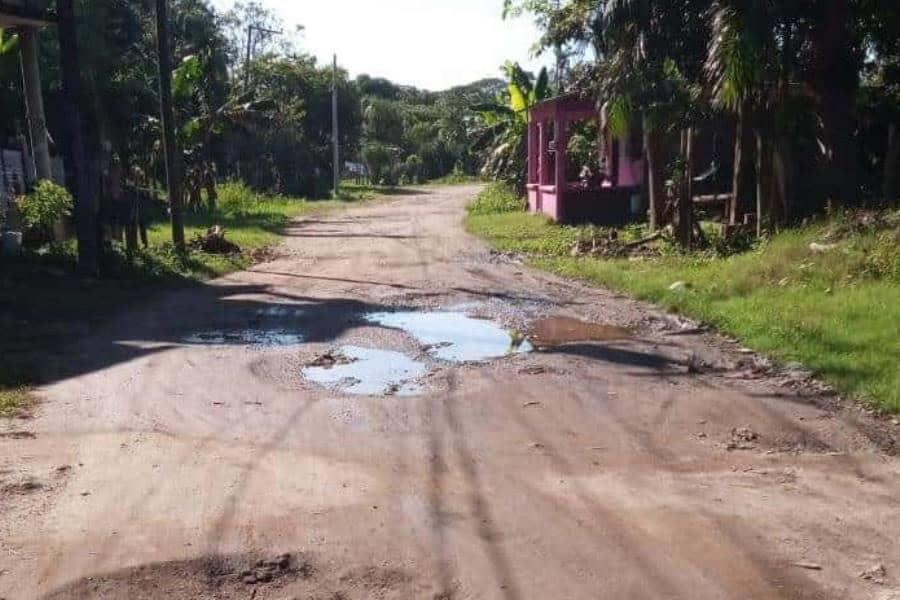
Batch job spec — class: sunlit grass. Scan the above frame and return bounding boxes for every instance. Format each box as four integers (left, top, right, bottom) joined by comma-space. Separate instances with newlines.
467, 185, 900, 412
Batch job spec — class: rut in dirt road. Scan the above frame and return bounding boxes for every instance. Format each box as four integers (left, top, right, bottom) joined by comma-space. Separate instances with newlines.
1, 185, 898, 600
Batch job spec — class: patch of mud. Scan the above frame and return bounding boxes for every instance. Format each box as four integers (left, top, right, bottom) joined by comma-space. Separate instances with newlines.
365, 311, 532, 362
0, 430, 36, 439
1, 477, 43, 496
183, 329, 304, 347
41, 553, 421, 600
303, 346, 426, 396
527, 315, 631, 348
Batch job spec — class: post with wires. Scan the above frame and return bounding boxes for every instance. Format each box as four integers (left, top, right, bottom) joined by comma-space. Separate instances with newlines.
332, 54, 340, 197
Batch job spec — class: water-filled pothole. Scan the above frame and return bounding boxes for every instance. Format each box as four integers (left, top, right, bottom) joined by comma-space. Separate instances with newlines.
183, 330, 305, 346
364, 311, 532, 363
526, 316, 632, 348
302, 346, 426, 396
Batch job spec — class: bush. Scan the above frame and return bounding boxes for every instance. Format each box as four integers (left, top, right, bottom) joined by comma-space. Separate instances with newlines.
18, 180, 72, 244
466, 183, 525, 215
863, 230, 900, 282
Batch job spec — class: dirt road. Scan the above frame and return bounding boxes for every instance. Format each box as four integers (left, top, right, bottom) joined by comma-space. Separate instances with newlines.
2, 185, 898, 599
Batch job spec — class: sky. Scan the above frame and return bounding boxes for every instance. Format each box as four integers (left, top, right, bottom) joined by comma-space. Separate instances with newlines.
208, 0, 548, 91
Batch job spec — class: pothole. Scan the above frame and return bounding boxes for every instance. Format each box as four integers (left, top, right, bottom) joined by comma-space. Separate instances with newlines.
302, 346, 427, 396
183, 329, 305, 346
364, 311, 532, 362
526, 316, 632, 348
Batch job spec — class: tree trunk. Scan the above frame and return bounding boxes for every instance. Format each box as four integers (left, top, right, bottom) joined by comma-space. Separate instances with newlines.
730, 102, 747, 225
57, 0, 98, 276
755, 126, 772, 237
811, 0, 859, 207
678, 127, 694, 250
884, 121, 899, 204
155, 0, 185, 250
204, 169, 218, 212
643, 113, 663, 230
771, 134, 793, 224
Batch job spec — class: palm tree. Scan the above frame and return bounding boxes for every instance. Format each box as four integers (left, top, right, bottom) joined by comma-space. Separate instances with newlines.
599, 0, 707, 239
706, 2, 758, 228
57, 0, 98, 275
155, 0, 185, 250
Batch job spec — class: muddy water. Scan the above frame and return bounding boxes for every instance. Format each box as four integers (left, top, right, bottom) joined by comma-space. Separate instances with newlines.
302, 346, 426, 396
527, 316, 631, 348
183, 329, 305, 346
364, 311, 532, 362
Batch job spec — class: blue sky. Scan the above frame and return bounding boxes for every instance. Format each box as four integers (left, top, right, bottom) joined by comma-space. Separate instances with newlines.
208, 0, 548, 90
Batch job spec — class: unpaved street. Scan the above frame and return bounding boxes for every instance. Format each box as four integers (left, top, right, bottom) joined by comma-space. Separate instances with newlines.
2, 185, 898, 599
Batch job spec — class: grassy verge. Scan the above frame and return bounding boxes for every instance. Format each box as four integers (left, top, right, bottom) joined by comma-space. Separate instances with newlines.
466, 184, 900, 412
0, 181, 381, 415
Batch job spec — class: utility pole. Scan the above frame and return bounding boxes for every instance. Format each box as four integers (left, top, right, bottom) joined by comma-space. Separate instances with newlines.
244, 25, 283, 89
332, 54, 339, 197
155, 0, 185, 250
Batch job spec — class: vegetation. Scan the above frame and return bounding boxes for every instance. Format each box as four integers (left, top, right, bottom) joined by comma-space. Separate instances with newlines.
497, 0, 899, 246
0, 0, 503, 274
17, 180, 72, 242
470, 63, 551, 191
467, 184, 900, 411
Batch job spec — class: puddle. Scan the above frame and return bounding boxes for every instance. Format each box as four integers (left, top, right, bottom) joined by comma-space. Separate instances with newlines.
302, 346, 426, 396
365, 311, 532, 363
527, 316, 631, 348
254, 306, 306, 318
183, 329, 305, 346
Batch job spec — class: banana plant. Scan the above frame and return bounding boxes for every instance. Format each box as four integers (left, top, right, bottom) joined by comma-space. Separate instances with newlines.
471, 62, 551, 191
171, 54, 276, 210
0, 29, 19, 55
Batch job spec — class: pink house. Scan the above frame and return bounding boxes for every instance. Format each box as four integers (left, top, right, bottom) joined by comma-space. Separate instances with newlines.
526, 95, 645, 224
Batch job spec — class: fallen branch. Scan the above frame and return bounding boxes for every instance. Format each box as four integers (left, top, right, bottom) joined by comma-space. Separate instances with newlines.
624, 231, 663, 248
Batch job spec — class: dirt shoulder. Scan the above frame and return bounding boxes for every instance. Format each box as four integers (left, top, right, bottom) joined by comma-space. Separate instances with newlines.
1, 185, 898, 599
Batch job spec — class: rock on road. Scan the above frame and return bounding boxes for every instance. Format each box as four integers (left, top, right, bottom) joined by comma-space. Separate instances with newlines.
1, 185, 898, 599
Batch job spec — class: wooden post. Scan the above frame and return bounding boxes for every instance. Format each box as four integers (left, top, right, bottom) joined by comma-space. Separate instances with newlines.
19, 27, 51, 182
332, 54, 340, 196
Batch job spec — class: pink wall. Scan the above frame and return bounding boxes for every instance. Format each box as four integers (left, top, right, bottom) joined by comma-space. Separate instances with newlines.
541, 191, 560, 221
527, 186, 540, 212
617, 143, 645, 188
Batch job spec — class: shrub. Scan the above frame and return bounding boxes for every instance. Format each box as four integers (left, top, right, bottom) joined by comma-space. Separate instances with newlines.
18, 180, 72, 244
863, 230, 900, 282
466, 183, 525, 215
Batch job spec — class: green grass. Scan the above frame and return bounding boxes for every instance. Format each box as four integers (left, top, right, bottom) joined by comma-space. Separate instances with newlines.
0, 181, 380, 414
427, 172, 484, 186
143, 181, 383, 277
466, 186, 900, 412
